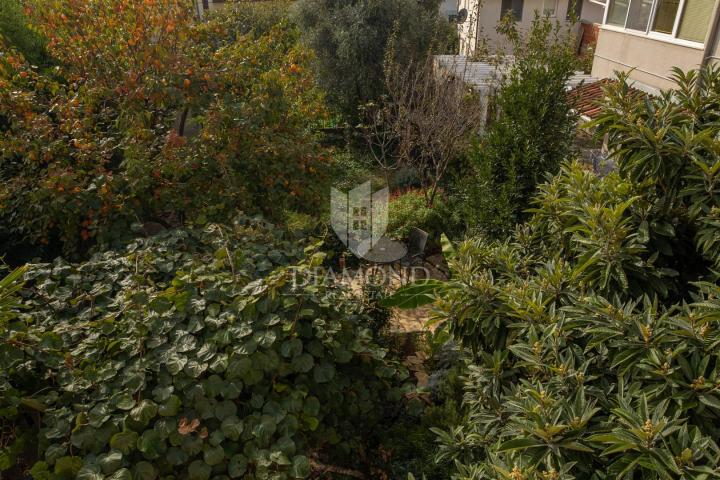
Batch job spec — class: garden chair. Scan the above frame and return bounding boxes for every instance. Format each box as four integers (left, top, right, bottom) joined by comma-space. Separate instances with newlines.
399, 227, 429, 283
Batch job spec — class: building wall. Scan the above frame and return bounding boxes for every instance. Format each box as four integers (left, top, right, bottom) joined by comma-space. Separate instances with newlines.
581, 0, 605, 23
591, 27, 705, 91
457, 0, 604, 54
440, 0, 459, 20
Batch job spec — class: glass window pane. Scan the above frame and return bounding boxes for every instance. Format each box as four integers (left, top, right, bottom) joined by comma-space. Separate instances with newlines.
566, 0, 583, 20
544, 0, 558, 16
652, 0, 680, 33
501, 0, 524, 20
626, 0, 654, 30
607, 0, 630, 26
678, 0, 713, 42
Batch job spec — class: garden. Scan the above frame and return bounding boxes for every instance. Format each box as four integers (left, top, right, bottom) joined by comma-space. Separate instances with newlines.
1, 0, 720, 479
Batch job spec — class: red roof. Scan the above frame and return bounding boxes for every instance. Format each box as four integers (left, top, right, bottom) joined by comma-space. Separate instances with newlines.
567, 78, 646, 119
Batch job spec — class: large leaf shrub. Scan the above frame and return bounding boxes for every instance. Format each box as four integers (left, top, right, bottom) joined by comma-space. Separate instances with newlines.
1, 218, 411, 479
386, 67, 720, 478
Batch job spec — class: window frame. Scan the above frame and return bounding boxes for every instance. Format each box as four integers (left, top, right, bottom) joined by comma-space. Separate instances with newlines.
501, 0, 525, 21
602, 0, 705, 47
544, 0, 559, 16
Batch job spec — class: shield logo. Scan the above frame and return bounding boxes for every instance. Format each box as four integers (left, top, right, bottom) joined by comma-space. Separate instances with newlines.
330, 182, 388, 258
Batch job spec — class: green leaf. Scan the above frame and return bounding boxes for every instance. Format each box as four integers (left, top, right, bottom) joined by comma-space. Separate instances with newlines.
200, 445, 223, 466
291, 353, 314, 373
303, 397, 320, 417
252, 415, 277, 444
221, 416, 244, 441
76, 467, 104, 480
440, 233, 456, 261
98, 450, 123, 475
137, 430, 164, 459
280, 338, 303, 358
29, 462, 51, 480
228, 454, 248, 478
215, 400, 238, 420
497, 437, 544, 452
108, 469, 132, 480
379, 279, 445, 309
313, 363, 335, 383
290, 455, 311, 479
130, 400, 158, 426
188, 460, 211, 480
132, 462, 156, 480
158, 395, 182, 417
110, 431, 138, 455
54, 456, 83, 479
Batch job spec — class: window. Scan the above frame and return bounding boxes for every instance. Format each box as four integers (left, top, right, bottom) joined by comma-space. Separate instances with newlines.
606, 0, 630, 25
678, 0, 714, 42
605, 0, 712, 43
652, 0, 680, 33
501, 0, 524, 21
626, 0, 653, 30
566, 0, 584, 20
544, 0, 558, 16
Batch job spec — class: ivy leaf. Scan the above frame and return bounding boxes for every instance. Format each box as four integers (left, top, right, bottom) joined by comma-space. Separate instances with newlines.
158, 395, 181, 417
176, 333, 197, 353
203, 445, 225, 466
236, 339, 258, 355
97, 450, 123, 475
76, 466, 104, 480
290, 455, 311, 479
54, 456, 83, 478
221, 415, 244, 441
130, 400, 158, 427
252, 415, 277, 444
110, 430, 138, 455
292, 353, 314, 373
280, 338, 303, 358
303, 397, 320, 417
313, 363, 335, 383
137, 430, 164, 459
188, 460, 211, 480
165, 352, 187, 375
254, 330, 277, 348
228, 454, 248, 478
108, 469, 132, 480
215, 400, 238, 420
133, 462, 157, 480
87, 403, 111, 428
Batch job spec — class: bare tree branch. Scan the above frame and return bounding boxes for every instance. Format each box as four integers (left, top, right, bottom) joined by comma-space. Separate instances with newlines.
382, 54, 484, 205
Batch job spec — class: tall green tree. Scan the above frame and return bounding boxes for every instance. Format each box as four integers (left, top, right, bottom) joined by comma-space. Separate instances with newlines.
462, 14, 579, 238
294, 0, 454, 119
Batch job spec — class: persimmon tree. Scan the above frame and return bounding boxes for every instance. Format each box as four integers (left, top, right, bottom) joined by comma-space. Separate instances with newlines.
0, 0, 329, 260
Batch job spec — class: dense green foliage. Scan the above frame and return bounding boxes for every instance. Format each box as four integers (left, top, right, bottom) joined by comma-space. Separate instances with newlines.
0, 0, 329, 261
0, 0, 48, 65
294, 0, 454, 119
461, 15, 579, 238
384, 67, 720, 478
7, 0, 720, 478
1, 218, 412, 479
592, 68, 720, 288
387, 190, 447, 242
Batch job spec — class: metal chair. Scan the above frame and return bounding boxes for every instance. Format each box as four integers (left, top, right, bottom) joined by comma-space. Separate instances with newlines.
400, 227, 429, 283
